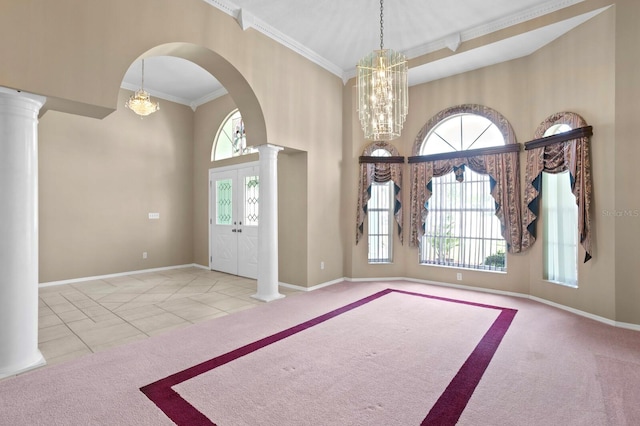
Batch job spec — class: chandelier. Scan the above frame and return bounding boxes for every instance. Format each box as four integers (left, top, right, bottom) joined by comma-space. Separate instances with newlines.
125, 59, 159, 117
357, 0, 408, 141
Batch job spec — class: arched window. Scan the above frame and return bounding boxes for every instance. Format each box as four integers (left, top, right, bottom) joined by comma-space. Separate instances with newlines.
419, 113, 506, 270
356, 142, 404, 264
410, 105, 522, 272
542, 123, 578, 286
523, 112, 594, 288
368, 148, 394, 263
211, 109, 256, 161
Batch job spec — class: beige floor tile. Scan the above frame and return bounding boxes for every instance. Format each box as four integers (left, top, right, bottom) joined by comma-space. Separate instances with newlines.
147, 323, 194, 337
47, 301, 78, 314
39, 334, 89, 360
81, 305, 112, 319
75, 322, 143, 348
59, 291, 90, 302
188, 311, 229, 324
66, 315, 125, 333
116, 304, 167, 322
57, 309, 90, 323
129, 312, 190, 334
38, 324, 73, 343
169, 303, 226, 322
226, 304, 258, 314
69, 298, 100, 309
72, 280, 118, 295
209, 281, 238, 291
113, 301, 157, 312
99, 302, 126, 311
38, 314, 64, 329
208, 297, 256, 312
90, 333, 148, 353
39, 306, 55, 316
43, 347, 94, 367
216, 286, 256, 297
37, 268, 266, 371
131, 293, 173, 304
190, 292, 233, 306
97, 292, 143, 303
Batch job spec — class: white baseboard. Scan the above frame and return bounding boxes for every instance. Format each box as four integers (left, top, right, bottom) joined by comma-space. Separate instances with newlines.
39, 264, 204, 288
39, 268, 640, 330
279, 277, 346, 292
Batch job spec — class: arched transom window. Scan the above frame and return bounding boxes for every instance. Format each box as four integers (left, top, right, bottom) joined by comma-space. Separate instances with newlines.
211, 109, 257, 161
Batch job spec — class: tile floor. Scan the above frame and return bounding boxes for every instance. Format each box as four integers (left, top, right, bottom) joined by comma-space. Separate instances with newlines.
37, 267, 301, 367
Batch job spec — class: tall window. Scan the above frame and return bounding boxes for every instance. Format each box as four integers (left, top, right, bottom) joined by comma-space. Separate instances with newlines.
368, 149, 394, 263
419, 114, 506, 271
211, 109, 257, 161
542, 124, 578, 287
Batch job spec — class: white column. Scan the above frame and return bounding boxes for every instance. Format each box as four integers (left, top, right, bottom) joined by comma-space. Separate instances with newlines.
253, 144, 285, 302
0, 87, 46, 379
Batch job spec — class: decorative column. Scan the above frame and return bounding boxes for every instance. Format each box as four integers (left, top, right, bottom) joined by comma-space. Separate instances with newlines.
0, 87, 46, 379
253, 144, 285, 302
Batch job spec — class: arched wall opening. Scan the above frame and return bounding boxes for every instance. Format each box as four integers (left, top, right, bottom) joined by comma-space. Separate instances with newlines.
133, 42, 268, 148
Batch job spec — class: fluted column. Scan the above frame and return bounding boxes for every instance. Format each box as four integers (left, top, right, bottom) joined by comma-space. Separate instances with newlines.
0, 87, 46, 378
253, 144, 285, 302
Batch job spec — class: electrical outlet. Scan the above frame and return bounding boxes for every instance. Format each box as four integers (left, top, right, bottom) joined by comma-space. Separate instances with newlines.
148, 212, 160, 219
143, 252, 148, 259
456, 273, 462, 281
320, 261, 325, 270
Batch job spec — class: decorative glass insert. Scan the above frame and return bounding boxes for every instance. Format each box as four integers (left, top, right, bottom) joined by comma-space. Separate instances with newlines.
244, 175, 259, 226
212, 110, 257, 161
216, 179, 233, 225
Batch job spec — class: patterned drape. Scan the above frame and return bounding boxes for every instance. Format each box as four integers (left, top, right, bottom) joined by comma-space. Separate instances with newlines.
522, 112, 593, 261
409, 104, 523, 254
356, 142, 404, 245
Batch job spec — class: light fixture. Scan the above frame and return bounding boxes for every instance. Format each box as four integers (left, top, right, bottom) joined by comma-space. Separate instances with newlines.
125, 59, 159, 117
357, 0, 408, 141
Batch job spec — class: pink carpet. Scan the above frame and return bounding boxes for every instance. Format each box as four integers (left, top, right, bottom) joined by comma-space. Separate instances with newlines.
1, 280, 639, 425
141, 289, 515, 425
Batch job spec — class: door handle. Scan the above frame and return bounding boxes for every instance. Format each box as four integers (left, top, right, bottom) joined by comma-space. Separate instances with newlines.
232, 229, 237, 233
237, 229, 242, 233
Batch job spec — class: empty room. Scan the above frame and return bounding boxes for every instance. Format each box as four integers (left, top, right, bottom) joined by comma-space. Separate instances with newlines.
0, 0, 638, 424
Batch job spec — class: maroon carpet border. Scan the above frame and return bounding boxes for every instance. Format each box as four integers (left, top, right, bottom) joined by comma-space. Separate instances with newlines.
140, 288, 517, 426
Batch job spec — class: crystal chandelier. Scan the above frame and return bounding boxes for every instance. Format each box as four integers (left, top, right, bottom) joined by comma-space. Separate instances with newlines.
357, 0, 408, 141
125, 59, 159, 117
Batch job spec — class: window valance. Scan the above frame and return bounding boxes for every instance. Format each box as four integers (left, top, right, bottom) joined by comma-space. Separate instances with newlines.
356, 142, 404, 245
409, 104, 523, 254
522, 113, 593, 262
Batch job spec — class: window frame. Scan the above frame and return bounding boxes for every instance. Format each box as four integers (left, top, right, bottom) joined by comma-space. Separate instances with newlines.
415, 108, 511, 272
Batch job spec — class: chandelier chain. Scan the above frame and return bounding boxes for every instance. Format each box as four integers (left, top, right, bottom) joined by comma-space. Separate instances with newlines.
379, 0, 384, 50
141, 59, 145, 90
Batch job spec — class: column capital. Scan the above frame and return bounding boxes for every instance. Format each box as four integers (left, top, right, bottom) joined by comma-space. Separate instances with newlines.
256, 144, 284, 157
0, 87, 46, 110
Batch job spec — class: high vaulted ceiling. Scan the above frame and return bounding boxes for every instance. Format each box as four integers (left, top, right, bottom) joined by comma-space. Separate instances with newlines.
121, 0, 607, 110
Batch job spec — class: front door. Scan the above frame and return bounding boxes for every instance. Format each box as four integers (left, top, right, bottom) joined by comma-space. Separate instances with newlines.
210, 164, 259, 279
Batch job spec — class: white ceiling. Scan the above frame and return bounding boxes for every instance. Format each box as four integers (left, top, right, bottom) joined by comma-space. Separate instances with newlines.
121, 0, 607, 110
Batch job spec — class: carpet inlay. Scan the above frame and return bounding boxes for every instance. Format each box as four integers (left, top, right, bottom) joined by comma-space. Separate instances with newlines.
140, 288, 517, 425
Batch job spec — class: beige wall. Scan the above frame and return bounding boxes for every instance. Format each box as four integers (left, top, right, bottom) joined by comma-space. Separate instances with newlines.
526, 7, 616, 319
192, 95, 309, 287
614, 0, 640, 325
3, 0, 638, 323
39, 89, 194, 282
346, 6, 625, 322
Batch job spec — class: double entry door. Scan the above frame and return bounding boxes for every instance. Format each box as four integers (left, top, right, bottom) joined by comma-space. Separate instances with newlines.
209, 163, 260, 279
